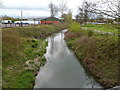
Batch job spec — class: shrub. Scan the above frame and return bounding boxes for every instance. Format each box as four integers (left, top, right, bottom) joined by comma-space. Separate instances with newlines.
31, 39, 38, 43
87, 30, 94, 37
70, 22, 81, 32
32, 42, 38, 48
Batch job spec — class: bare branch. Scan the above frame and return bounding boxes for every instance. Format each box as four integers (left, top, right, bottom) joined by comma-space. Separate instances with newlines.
48, 2, 59, 17
58, 0, 67, 16
89, 0, 119, 18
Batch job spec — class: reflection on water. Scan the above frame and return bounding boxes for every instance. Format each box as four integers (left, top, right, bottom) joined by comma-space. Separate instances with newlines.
34, 29, 102, 88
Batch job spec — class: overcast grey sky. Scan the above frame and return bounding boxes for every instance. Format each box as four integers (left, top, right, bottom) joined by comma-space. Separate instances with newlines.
0, 0, 118, 18
0, 0, 87, 18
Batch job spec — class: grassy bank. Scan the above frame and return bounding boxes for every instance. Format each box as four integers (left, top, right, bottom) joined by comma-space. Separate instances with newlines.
65, 22, 118, 89
2, 23, 69, 88
82, 24, 119, 33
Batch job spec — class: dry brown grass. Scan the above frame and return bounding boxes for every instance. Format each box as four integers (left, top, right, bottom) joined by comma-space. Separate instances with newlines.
65, 29, 118, 88
2, 23, 70, 88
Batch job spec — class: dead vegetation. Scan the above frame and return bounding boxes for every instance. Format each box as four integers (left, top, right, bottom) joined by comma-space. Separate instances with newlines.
65, 23, 118, 88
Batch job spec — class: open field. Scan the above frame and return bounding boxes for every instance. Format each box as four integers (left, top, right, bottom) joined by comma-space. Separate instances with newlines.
82, 24, 119, 33
2, 23, 69, 88
65, 22, 118, 89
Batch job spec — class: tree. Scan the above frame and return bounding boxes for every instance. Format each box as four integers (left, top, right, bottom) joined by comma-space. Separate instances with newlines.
77, 1, 95, 24
58, 0, 67, 17
76, 0, 120, 24
84, 0, 120, 19
96, 14, 104, 21
75, 14, 84, 24
62, 13, 68, 22
67, 9, 73, 23
62, 9, 72, 23
48, 2, 59, 17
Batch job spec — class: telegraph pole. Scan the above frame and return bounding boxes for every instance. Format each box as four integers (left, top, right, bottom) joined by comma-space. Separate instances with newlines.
20, 10, 23, 26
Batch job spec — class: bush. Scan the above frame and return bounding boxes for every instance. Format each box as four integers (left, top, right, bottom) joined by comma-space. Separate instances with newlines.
31, 39, 38, 43
87, 30, 94, 37
70, 22, 81, 32
32, 42, 38, 48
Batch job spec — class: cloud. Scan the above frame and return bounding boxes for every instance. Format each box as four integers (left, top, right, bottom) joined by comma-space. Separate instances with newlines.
0, 9, 50, 18
1, 0, 85, 18
2, 0, 51, 10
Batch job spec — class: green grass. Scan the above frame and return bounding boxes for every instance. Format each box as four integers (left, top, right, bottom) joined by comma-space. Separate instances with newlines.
82, 24, 119, 33
2, 37, 47, 88
65, 22, 118, 89
2, 23, 70, 88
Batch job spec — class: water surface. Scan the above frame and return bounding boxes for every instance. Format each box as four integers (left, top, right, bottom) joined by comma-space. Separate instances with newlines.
34, 29, 102, 88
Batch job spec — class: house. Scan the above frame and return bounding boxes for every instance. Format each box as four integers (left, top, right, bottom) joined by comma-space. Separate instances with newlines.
41, 17, 60, 24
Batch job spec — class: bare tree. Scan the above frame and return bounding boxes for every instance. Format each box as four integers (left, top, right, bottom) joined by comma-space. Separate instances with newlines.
58, 0, 67, 17
77, 1, 95, 24
62, 9, 72, 23
85, 0, 120, 19
84, 0, 120, 29
76, 0, 120, 24
48, 2, 59, 17
75, 14, 84, 24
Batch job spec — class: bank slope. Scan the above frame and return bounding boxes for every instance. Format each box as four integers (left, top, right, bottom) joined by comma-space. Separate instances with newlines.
2, 23, 69, 88
65, 22, 118, 89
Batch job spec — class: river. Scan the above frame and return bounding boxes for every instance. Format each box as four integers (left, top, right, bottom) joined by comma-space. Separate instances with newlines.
34, 29, 102, 88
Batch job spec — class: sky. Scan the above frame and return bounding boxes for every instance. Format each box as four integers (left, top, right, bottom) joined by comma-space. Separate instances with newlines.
0, 0, 85, 18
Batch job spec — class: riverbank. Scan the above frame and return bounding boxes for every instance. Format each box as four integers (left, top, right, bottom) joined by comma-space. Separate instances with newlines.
2, 23, 69, 88
65, 22, 118, 89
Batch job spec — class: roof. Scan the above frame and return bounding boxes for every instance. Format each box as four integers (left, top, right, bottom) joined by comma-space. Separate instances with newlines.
41, 17, 60, 21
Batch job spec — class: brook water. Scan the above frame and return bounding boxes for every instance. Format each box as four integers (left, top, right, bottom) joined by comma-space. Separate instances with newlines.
34, 29, 102, 88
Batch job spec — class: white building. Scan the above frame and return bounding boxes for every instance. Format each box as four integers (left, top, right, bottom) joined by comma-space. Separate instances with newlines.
1, 20, 12, 24
14, 21, 40, 24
